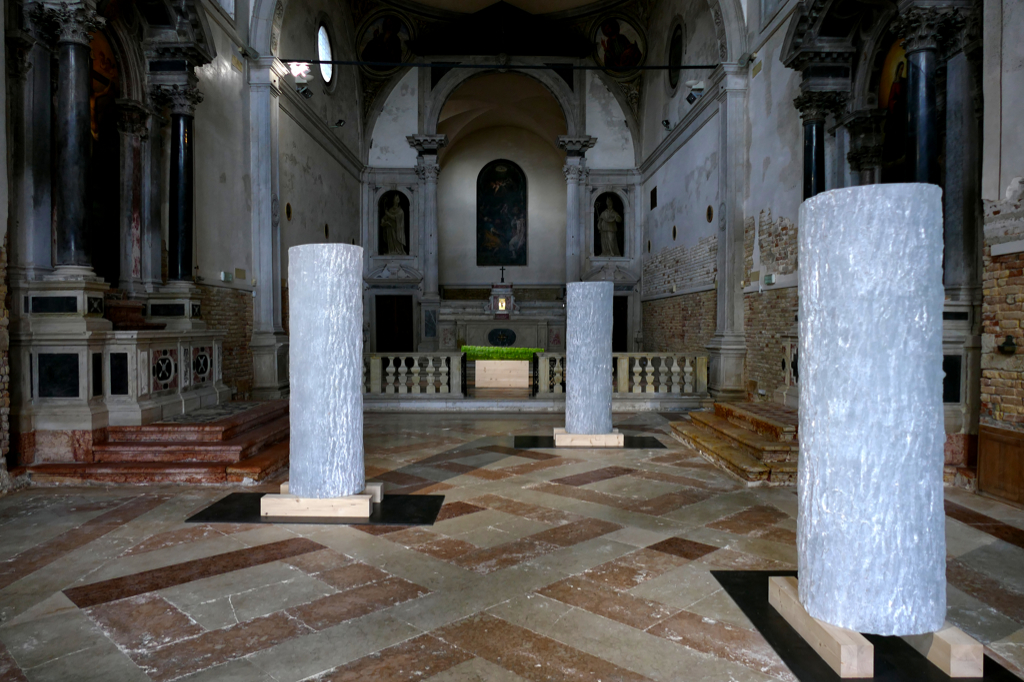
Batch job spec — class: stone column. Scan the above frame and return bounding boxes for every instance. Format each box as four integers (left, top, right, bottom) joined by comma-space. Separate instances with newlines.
154, 85, 203, 281
706, 64, 748, 401
794, 92, 846, 199
288, 244, 365, 498
895, 7, 962, 185
116, 100, 150, 296
250, 57, 289, 398
565, 281, 614, 435
798, 184, 946, 636
47, 3, 104, 273
408, 134, 447, 352
558, 136, 596, 283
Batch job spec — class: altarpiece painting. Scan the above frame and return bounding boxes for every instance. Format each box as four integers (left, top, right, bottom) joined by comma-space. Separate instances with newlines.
477, 159, 527, 267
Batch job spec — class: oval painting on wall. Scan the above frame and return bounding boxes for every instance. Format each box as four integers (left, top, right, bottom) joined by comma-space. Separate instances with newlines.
593, 16, 645, 75
357, 11, 412, 76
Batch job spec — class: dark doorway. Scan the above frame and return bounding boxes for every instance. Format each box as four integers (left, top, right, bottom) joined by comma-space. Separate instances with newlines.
376, 295, 414, 352
87, 31, 121, 286
613, 296, 629, 353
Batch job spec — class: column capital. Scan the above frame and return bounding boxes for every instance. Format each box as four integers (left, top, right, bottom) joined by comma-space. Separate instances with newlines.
893, 6, 964, 54
563, 164, 583, 183
415, 163, 439, 182
847, 146, 883, 172
32, 2, 104, 46
116, 99, 151, 138
152, 84, 203, 117
557, 135, 597, 157
407, 134, 448, 156
793, 91, 848, 123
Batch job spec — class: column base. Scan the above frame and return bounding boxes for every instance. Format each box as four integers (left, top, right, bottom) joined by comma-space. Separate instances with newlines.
706, 332, 747, 402
252, 332, 289, 399
553, 428, 623, 447
147, 281, 207, 331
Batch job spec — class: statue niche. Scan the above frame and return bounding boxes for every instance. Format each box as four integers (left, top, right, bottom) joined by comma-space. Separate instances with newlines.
594, 192, 624, 257
477, 159, 527, 267
378, 190, 410, 255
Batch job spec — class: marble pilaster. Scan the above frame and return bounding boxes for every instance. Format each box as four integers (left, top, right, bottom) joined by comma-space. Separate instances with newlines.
558, 136, 596, 284
116, 100, 150, 297
408, 134, 447, 352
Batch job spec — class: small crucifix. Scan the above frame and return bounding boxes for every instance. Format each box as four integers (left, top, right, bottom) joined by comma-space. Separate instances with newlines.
499, 266, 506, 283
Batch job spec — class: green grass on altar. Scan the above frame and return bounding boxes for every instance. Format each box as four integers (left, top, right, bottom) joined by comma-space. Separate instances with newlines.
461, 346, 544, 361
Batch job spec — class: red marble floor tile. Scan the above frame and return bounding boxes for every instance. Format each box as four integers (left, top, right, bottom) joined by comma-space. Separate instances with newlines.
502, 457, 576, 476
945, 501, 1024, 551
947, 557, 1024, 623
0, 494, 173, 590
414, 536, 477, 561
583, 548, 691, 590
530, 518, 622, 548
64, 537, 325, 608
122, 525, 225, 556
467, 494, 580, 525
483, 445, 558, 461
647, 537, 719, 561
385, 527, 439, 547
647, 609, 796, 682
288, 576, 429, 630
388, 481, 455, 495
283, 548, 352, 575
622, 488, 714, 515
435, 501, 485, 522
750, 526, 798, 545
551, 466, 637, 487
315, 562, 391, 591
529, 481, 628, 508
706, 505, 790, 534
355, 524, 410, 536
538, 576, 678, 629
0, 640, 28, 682
87, 593, 204, 651
436, 613, 651, 682
378, 470, 435, 487
453, 537, 560, 574
312, 634, 473, 682
630, 468, 739, 491
133, 611, 311, 681
433, 462, 514, 480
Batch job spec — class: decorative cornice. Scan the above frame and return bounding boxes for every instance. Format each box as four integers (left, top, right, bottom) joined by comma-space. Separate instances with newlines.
557, 135, 597, 157
33, 3, 104, 47
893, 6, 964, 54
407, 134, 448, 155
793, 91, 848, 123
151, 84, 204, 116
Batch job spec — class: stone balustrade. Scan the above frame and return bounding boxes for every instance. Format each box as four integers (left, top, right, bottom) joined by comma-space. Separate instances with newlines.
536, 352, 708, 395
365, 354, 464, 396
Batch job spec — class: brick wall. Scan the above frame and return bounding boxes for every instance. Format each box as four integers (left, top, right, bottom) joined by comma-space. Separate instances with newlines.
744, 288, 798, 400
642, 236, 717, 297
199, 285, 254, 399
980, 186, 1024, 431
641, 289, 716, 353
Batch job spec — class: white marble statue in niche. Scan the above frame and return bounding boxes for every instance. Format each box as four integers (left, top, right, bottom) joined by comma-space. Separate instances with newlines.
379, 190, 410, 255
595, 193, 624, 257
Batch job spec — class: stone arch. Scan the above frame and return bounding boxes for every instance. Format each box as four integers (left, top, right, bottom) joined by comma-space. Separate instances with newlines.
251, 0, 285, 56
361, 65, 415, 165
104, 16, 148, 104
709, 0, 747, 62
591, 69, 642, 167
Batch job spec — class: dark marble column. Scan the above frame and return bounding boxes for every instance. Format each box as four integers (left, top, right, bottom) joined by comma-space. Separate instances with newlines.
794, 92, 847, 199
44, 4, 103, 268
896, 7, 963, 185
154, 85, 203, 281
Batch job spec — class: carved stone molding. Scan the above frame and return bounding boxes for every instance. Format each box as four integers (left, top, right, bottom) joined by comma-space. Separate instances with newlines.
33, 2, 105, 46
116, 99, 151, 138
847, 147, 883, 172
563, 164, 582, 183
152, 84, 204, 116
893, 6, 964, 54
793, 91, 848, 123
557, 135, 596, 157
414, 164, 439, 182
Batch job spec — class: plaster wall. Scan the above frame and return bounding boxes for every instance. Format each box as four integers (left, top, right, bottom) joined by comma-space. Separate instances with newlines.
279, 114, 361, 278
437, 126, 566, 286
368, 69, 419, 168
586, 72, 635, 169
278, 0, 362, 154
193, 20, 253, 291
640, 0, 719, 160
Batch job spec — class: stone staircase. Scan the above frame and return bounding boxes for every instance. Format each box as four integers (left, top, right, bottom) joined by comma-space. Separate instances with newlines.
670, 402, 799, 484
16, 401, 289, 485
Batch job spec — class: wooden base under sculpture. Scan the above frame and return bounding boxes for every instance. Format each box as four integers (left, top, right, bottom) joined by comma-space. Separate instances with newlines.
260, 481, 384, 518
553, 428, 623, 448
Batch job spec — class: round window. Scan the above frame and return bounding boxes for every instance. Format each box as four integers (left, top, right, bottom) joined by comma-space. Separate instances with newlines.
668, 25, 683, 89
317, 25, 333, 84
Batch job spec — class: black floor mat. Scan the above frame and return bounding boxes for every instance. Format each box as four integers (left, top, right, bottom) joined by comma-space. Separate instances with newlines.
186, 492, 444, 526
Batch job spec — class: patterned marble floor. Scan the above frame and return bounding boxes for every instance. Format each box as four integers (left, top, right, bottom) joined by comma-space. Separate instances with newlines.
1, 412, 1023, 681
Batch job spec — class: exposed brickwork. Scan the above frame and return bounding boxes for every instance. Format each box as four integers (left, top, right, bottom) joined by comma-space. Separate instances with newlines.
641, 290, 716, 354
980, 189, 1024, 432
758, 209, 798, 276
642, 236, 717, 297
744, 216, 754, 287
199, 285, 254, 399
743, 288, 798, 401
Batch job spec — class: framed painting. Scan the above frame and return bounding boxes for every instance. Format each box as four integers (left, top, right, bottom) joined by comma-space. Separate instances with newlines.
477, 159, 527, 267
357, 11, 412, 76
593, 16, 646, 76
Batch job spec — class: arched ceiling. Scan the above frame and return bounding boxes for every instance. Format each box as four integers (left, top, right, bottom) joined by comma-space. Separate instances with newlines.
437, 73, 567, 160
407, 0, 596, 14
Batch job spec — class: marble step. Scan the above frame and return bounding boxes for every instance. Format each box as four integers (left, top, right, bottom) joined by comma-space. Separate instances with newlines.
670, 420, 797, 485
690, 411, 799, 463
92, 415, 289, 464
715, 402, 798, 442
106, 401, 288, 443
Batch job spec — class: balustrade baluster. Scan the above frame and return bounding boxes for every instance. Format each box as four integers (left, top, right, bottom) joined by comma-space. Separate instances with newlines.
658, 356, 669, 393
684, 357, 694, 393
632, 358, 642, 393
439, 357, 450, 394
411, 358, 422, 394
553, 358, 563, 394
385, 357, 396, 394
671, 357, 682, 394
645, 358, 655, 393
397, 357, 408, 393
424, 357, 436, 394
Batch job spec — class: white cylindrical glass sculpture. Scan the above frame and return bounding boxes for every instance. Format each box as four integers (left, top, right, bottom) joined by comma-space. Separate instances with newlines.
798, 184, 946, 636
565, 281, 614, 434
288, 244, 365, 498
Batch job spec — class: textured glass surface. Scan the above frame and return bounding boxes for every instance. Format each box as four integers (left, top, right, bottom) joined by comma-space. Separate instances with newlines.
565, 281, 614, 435
288, 244, 364, 498
798, 184, 946, 636
317, 26, 333, 83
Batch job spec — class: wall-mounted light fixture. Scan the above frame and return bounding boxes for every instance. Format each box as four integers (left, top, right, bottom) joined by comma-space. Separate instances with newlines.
661, 120, 672, 131
998, 335, 1017, 355
685, 79, 705, 104
331, 119, 345, 128
297, 86, 313, 99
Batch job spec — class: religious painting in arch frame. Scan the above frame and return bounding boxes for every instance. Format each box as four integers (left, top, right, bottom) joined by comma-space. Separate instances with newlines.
357, 10, 413, 76
592, 15, 646, 77
594, 192, 625, 257
378, 190, 410, 255
878, 36, 910, 183
477, 159, 527, 267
